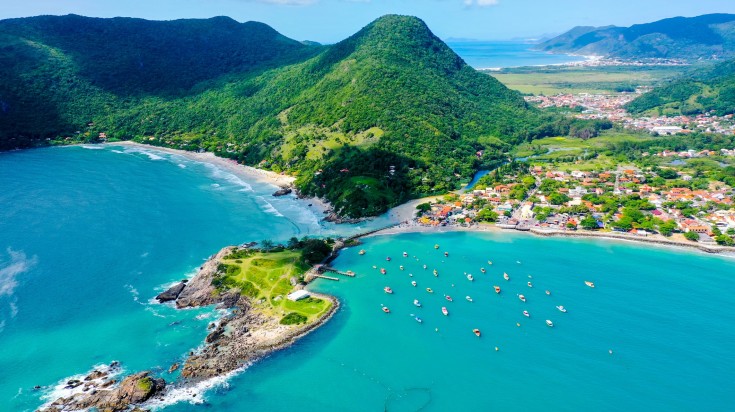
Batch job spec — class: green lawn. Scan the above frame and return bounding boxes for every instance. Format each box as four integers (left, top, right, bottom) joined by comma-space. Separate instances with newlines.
487, 66, 688, 95
219, 250, 331, 323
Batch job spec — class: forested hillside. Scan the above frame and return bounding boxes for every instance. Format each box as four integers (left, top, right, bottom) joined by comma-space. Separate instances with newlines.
0, 14, 561, 217
626, 60, 735, 116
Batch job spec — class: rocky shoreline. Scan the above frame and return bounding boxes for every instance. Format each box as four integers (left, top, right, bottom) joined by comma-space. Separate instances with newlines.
40, 246, 339, 412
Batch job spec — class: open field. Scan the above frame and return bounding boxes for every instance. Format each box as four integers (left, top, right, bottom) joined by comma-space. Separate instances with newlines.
486, 65, 689, 95
219, 249, 332, 323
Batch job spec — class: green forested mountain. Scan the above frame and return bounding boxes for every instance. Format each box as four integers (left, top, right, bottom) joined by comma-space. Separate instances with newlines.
0, 14, 553, 217
626, 60, 735, 116
537, 14, 735, 60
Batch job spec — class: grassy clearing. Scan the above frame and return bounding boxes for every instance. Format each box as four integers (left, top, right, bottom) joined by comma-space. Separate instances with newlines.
487, 66, 687, 95
218, 250, 331, 323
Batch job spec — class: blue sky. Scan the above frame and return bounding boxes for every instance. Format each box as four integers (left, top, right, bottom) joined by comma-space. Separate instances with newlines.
3, 0, 735, 42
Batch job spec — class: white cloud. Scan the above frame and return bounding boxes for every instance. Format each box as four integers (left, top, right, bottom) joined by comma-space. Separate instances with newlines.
464, 0, 500, 6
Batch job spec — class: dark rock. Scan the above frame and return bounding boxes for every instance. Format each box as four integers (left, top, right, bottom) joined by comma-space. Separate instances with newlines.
272, 187, 292, 197
84, 370, 107, 381
156, 282, 186, 302
168, 363, 180, 373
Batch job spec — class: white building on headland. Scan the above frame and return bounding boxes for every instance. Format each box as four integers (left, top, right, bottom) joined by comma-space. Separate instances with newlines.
287, 290, 310, 301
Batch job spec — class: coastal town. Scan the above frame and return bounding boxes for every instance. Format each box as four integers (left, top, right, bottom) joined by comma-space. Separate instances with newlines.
526, 91, 735, 136
413, 162, 735, 248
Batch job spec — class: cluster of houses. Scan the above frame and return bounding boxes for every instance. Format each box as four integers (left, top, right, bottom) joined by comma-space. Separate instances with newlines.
415, 165, 735, 241
525, 92, 735, 136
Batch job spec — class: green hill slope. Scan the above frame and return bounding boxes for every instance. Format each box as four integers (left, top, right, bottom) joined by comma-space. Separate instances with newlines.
0, 14, 550, 217
626, 60, 735, 116
537, 14, 735, 60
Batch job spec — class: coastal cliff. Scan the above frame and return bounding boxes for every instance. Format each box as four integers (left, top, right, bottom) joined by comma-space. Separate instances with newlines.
41, 245, 338, 411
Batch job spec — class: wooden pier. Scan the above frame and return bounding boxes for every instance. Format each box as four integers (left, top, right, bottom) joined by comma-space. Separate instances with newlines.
322, 267, 355, 277
312, 274, 340, 281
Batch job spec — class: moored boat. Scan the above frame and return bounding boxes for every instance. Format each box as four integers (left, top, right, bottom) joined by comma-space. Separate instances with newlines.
545, 290, 551, 295
466, 296, 473, 302
585, 281, 595, 288
442, 307, 449, 316
527, 281, 533, 288
518, 294, 526, 302
423, 264, 427, 269
444, 251, 449, 257
359, 249, 365, 255
494, 285, 501, 294
415, 316, 423, 323
386, 257, 391, 261
382, 306, 390, 313
556, 305, 567, 313
480, 267, 486, 273
523, 310, 530, 317
399, 265, 404, 271
434, 244, 440, 249
384, 286, 393, 294
473, 328, 481, 337
546, 319, 554, 327
503, 272, 509, 281
445, 295, 453, 302
380, 268, 387, 275
487, 260, 493, 265
403, 251, 408, 257
414, 299, 422, 307
467, 274, 474, 281
411, 281, 417, 287
426, 288, 433, 293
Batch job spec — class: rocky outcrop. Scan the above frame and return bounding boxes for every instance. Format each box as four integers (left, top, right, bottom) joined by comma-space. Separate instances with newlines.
175, 247, 236, 309
41, 371, 164, 412
272, 186, 292, 197
155, 281, 186, 302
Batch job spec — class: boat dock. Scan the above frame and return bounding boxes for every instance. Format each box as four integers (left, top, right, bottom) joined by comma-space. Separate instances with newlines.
312, 274, 340, 281
321, 266, 355, 277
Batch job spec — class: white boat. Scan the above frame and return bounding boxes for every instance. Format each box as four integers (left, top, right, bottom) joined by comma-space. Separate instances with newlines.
411, 281, 417, 287
523, 310, 530, 317
545, 290, 551, 296
546, 320, 554, 327
403, 251, 408, 257
527, 281, 533, 288
556, 305, 567, 313
466, 296, 473, 302
415, 316, 423, 323
414, 299, 422, 307
467, 274, 474, 281
518, 294, 526, 302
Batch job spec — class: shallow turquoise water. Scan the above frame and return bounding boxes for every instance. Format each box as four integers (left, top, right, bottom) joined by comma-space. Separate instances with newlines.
447, 41, 586, 69
2, 146, 735, 411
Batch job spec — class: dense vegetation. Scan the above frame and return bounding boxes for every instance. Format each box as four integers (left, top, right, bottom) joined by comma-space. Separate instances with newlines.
537, 14, 735, 60
0, 14, 565, 217
627, 60, 735, 116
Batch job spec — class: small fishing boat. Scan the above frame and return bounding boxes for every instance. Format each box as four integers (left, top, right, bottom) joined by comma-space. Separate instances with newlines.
527, 282, 533, 288
346, 270, 355, 276
467, 274, 474, 281
545, 290, 551, 296
518, 294, 526, 302
517, 260, 521, 264
402, 251, 408, 257
386, 257, 391, 261
442, 307, 449, 316
546, 320, 554, 327
411, 281, 417, 287
473, 328, 481, 337
409, 273, 413, 277
372, 265, 377, 269
426, 288, 433, 293
556, 305, 567, 313
434, 244, 440, 249
523, 310, 530, 317
528, 275, 533, 279
466, 296, 473, 302
415, 316, 423, 323
384, 286, 393, 294
382, 307, 390, 313
380, 268, 387, 275
433, 270, 438, 277
445, 295, 453, 302
413, 299, 422, 307
487, 260, 493, 265
480, 267, 486, 273
359, 249, 365, 255
494, 285, 501, 294
423, 264, 427, 269
503, 272, 510, 281
399, 265, 404, 271
585, 281, 595, 288
444, 251, 449, 257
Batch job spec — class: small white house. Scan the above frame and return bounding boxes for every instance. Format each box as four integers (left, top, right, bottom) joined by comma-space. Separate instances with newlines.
287, 290, 310, 302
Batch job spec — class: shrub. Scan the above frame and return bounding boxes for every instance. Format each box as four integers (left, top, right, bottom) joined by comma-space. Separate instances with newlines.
280, 312, 308, 325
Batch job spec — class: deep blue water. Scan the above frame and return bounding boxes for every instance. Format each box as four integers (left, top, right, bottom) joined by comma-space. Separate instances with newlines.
447, 40, 587, 69
2, 145, 735, 411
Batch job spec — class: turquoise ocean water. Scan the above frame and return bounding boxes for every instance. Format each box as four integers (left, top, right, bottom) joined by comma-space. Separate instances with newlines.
2, 145, 735, 411
446, 41, 587, 69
